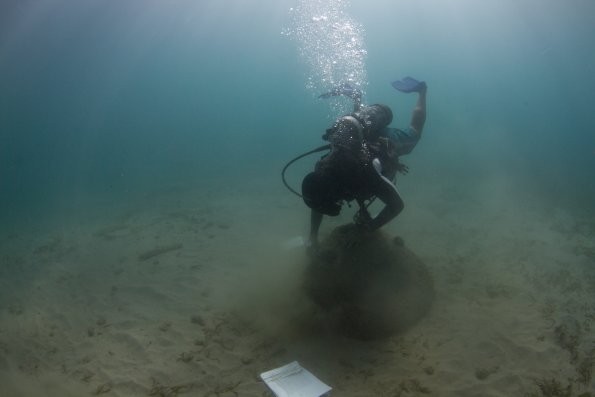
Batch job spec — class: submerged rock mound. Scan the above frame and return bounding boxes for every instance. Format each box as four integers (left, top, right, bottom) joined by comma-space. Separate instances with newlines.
304, 224, 434, 340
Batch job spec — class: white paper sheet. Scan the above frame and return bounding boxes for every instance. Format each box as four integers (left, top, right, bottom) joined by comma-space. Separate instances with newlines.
260, 361, 332, 397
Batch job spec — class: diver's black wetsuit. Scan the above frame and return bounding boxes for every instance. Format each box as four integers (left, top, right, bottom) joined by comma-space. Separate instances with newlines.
303, 134, 404, 242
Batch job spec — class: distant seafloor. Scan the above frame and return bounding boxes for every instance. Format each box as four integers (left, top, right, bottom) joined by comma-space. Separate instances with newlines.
0, 1, 594, 396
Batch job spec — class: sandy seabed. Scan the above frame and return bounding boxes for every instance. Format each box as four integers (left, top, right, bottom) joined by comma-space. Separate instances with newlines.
0, 173, 593, 397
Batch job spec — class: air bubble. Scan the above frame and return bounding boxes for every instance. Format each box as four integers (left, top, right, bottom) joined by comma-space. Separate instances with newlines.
284, 0, 368, 115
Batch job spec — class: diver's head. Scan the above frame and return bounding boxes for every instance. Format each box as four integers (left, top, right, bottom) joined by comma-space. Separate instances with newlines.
301, 172, 341, 216
369, 103, 393, 126
354, 104, 393, 138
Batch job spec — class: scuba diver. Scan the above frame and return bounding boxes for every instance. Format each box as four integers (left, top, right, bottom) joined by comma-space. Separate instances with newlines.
282, 77, 428, 250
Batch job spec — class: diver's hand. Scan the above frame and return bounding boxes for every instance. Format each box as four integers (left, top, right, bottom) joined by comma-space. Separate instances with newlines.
417, 81, 427, 95
397, 163, 409, 175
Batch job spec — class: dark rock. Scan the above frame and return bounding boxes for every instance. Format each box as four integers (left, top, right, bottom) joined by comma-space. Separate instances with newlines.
304, 224, 434, 340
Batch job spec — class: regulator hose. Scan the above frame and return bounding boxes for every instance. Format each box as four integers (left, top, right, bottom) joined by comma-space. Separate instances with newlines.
281, 144, 331, 198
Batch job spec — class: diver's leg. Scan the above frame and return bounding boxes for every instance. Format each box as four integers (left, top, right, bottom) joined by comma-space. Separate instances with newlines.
309, 210, 323, 247
368, 178, 404, 231
410, 84, 427, 136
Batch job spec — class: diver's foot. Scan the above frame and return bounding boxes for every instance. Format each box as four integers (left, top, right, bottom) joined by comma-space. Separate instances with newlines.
305, 239, 319, 257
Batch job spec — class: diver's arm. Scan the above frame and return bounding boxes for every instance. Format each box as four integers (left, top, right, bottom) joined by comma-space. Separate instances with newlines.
410, 84, 427, 137
367, 175, 404, 231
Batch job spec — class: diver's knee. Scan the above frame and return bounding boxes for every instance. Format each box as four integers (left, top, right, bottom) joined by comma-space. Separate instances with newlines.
395, 200, 405, 215
388, 198, 404, 217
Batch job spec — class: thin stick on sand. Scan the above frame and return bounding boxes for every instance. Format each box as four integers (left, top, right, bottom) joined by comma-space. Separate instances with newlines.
138, 243, 183, 261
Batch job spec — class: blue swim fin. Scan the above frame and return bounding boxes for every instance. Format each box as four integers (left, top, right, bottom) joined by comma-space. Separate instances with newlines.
391, 77, 426, 93
319, 83, 363, 111
318, 83, 361, 100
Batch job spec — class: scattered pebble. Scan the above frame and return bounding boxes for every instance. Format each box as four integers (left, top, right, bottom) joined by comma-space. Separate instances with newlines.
392, 236, 405, 246
158, 322, 171, 332
94, 382, 112, 395
178, 352, 194, 363
475, 367, 498, 380
241, 356, 253, 365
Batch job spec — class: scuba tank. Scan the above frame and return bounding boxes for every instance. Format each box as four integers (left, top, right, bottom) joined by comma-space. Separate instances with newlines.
323, 104, 393, 148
